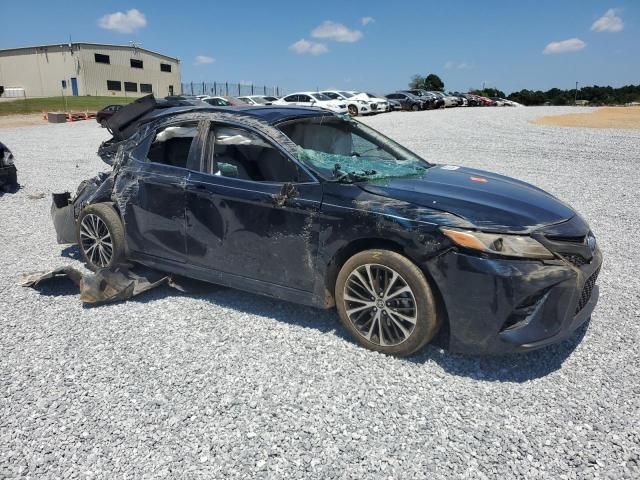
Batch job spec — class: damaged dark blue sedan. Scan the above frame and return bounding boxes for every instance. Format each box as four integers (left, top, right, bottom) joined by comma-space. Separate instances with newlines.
52, 95, 602, 356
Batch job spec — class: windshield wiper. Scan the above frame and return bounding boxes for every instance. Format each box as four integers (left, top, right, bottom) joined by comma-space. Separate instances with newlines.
329, 163, 377, 183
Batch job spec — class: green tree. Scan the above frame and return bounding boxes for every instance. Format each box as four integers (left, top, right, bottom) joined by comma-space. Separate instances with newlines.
471, 87, 506, 98
424, 74, 445, 91
409, 74, 426, 89
408, 73, 445, 91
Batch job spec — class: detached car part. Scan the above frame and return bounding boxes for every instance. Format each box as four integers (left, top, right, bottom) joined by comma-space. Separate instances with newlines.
41, 95, 602, 357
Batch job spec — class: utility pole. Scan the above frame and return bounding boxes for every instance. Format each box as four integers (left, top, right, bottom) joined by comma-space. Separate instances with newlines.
574, 81, 579, 105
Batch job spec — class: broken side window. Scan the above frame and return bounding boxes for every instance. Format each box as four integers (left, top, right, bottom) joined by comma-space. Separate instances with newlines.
146, 121, 199, 169
204, 124, 310, 183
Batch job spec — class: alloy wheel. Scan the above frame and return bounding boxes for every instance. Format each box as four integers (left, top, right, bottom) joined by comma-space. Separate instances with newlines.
343, 264, 418, 346
79, 213, 113, 268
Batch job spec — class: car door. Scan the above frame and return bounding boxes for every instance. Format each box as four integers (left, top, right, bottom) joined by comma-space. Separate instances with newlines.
297, 94, 314, 107
184, 121, 322, 291
118, 119, 204, 263
396, 94, 411, 109
281, 94, 299, 105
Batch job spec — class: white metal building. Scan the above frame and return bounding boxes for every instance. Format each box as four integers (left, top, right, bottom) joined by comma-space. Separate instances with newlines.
0, 42, 181, 98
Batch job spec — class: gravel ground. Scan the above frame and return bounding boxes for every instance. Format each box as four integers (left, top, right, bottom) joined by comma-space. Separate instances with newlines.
0, 107, 638, 479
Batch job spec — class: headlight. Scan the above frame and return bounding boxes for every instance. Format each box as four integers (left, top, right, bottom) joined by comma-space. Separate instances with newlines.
440, 228, 554, 259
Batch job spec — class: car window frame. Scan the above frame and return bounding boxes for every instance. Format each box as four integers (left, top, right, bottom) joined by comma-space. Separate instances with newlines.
199, 119, 320, 186
133, 119, 207, 173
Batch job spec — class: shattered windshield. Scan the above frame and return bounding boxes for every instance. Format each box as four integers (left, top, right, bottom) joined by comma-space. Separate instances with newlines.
279, 116, 430, 182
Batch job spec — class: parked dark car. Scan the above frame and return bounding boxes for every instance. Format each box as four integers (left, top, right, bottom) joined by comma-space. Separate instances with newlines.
51, 95, 602, 357
384, 92, 425, 111
96, 104, 124, 127
0, 141, 18, 192
464, 94, 482, 107
402, 90, 443, 109
386, 98, 402, 111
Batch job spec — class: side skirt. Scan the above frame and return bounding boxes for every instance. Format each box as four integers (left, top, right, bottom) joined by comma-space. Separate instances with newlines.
129, 251, 327, 309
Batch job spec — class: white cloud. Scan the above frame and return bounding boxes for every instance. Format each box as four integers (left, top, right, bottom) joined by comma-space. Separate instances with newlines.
543, 38, 586, 54
591, 9, 624, 32
444, 61, 471, 70
194, 55, 215, 66
289, 39, 329, 55
361, 16, 375, 26
311, 21, 363, 43
98, 9, 147, 33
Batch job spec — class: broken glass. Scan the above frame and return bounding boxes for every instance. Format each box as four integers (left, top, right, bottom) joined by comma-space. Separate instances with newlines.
296, 146, 427, 182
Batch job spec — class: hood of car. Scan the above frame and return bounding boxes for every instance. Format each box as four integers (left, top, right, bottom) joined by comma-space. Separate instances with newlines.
358, 165, 576, 233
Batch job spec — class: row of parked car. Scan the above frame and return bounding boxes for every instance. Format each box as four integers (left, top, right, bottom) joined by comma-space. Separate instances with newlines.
196, 91, 391, 116
96, 89, 522, 126
384, 90, 523, 110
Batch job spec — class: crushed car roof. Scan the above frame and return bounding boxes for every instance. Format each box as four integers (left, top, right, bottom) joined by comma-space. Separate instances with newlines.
105, 95, 333, 141
145, 105, 331, 124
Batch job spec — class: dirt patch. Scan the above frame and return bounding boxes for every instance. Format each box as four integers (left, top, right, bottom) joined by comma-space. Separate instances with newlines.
0, 114, 46, 129
532, 106, 640, 129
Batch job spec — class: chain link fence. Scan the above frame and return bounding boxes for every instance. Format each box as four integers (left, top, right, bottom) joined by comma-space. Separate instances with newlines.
181, 82, 285, 98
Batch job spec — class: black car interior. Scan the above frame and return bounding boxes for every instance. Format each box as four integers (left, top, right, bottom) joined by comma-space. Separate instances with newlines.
147, 123, 198, 169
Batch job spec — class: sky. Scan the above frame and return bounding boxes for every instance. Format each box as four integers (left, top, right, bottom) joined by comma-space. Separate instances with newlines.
1, 1, 638, 94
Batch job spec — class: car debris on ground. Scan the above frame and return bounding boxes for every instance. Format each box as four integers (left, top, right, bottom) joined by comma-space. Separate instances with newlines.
19, 264, 203, 305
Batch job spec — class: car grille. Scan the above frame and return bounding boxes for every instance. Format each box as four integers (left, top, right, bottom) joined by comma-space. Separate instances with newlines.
562, 253, 589, 268
371, 104, 378, 110
575, 267, 600, 314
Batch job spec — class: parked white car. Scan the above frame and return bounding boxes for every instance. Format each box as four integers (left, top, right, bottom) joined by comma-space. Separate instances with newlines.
347, 91, 390, 113
320, 90, 373, 116
273, 92, 348, 114
429, 91, 459, 107
238, 95, 276, 106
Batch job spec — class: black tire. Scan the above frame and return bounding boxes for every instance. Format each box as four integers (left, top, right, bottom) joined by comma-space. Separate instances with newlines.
76, 203, 126, 271
411, 103, 420, 112
335, 249, 439, 357
348, 104, 358, 116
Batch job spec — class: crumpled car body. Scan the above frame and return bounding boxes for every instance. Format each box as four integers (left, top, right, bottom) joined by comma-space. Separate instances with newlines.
0, 141, 18, 192
49, 95, 602, 355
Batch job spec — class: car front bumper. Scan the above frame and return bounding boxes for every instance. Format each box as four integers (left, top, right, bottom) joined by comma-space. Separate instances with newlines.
424, 247, 603, 355
370, 102, 389, 112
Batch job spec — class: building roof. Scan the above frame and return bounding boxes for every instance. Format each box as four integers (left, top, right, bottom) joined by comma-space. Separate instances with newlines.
0, 42, 179, 62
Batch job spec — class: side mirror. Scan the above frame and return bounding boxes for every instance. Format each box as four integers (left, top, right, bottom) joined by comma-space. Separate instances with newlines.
272, 183, 299, 207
